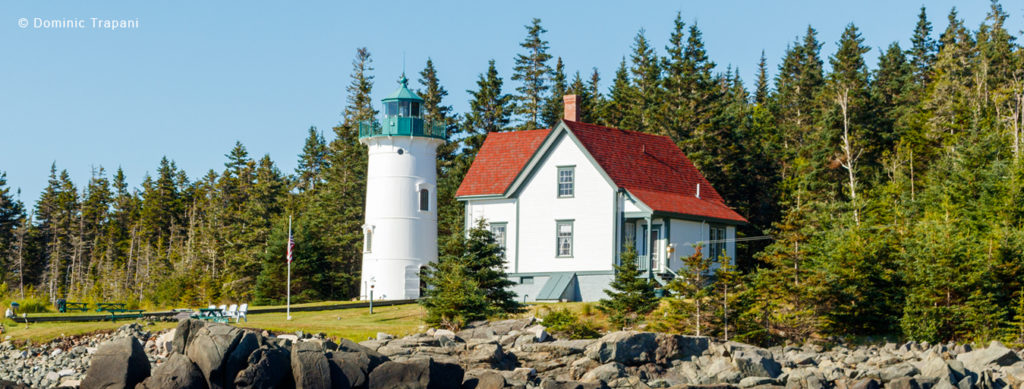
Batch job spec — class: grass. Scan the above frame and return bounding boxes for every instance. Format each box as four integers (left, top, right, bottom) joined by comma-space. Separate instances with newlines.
0, 301, 615, 346
241, 303, 427, 342
0, 318, 176, 345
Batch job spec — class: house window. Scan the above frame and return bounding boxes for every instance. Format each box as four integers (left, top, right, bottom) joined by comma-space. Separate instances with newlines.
708, 225, 727, 261
363, 228, 373, 253
556, 220, 573, 257
419, 188, 429, 211
624, 222, 635, 247
490, 222, 507, 251
557, 166, 574, 197
520, 276, 534, 285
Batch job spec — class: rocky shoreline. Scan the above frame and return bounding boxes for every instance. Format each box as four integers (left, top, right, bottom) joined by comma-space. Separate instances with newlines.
1, 319, 1022, 388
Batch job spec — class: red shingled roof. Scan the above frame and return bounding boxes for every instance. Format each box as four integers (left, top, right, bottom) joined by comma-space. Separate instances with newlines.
456, 121, 746, 223
455, 129, 550, 197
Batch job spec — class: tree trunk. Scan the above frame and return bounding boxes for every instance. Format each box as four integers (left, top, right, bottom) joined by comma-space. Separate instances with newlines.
837, 86, 859, 225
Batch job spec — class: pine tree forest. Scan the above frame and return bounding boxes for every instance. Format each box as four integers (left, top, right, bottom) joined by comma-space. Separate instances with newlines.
2, 5, 1023, 344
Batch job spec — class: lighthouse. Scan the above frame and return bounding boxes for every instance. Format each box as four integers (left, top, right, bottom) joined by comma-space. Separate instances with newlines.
358, 74, 446, 300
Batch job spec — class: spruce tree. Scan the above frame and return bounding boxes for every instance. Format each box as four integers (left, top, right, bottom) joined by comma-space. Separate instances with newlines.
623, 29, 663, 134
597, 245, 658, 329
463, 60, 514, 151
512, 18, 553, 131
909, 6, 936, 87
541, 57, 568, 127
295, 127, 328, 193
754, 50, 770, 105
602, 58, 631, 128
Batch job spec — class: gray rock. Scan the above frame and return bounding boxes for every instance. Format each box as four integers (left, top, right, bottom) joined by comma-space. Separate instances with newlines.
919, 356, 960, 382
462, 370, 506, 389
136, 353, 206, 389
733, 348, 782, 378
368, 358, 464, 389
790, 353, 817, 366
584, 331, 657, 365
234, 345, 292, 389
291, 341, 331, 389
171, 319, 208, 354
880, 363, 920, 382
80, 337, 151, 389
185, 324, 245, 389
956, 340, 1021, 373
328, 344, 389, 389
653, 334, 709, 364
738, 376, 775, 388
580, 362, 623, 383
538, 378, 608, 389
887, 377, 923, 389
849, 378, 880, 389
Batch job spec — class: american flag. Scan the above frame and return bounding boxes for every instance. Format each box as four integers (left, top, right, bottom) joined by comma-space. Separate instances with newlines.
286, 234, 294, 263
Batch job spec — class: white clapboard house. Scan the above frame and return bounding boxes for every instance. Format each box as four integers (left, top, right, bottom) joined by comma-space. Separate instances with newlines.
455, 96, 747, 302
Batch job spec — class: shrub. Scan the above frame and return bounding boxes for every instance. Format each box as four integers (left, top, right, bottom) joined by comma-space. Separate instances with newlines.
542, 308, 601, 339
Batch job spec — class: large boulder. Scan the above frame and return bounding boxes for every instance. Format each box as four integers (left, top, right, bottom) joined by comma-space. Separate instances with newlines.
368, 358, 464, 389
185, 323, 248, 389
654, 334, 709, 364
580, 362, 624, 383
81, 337, 151, 389
235, 345, 293, 389
732, 348, 782, 378
461, 370, 506, 389
328, 340, 389, 389
172, 319, 209, 354
918, 356, 961, 383
136, 353, 206, 389
291, 341, 331, 389
584, 331, 657, 365
956, 341, 1021, 373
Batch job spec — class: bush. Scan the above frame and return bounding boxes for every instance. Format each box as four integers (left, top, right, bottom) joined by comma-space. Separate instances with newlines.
542, 308, 601, 339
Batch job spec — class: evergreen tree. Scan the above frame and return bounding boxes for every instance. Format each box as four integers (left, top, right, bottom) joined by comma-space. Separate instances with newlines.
541, 57, 568, 127
654, 247, 714, 335
295, 127, 328, 193
597, 245, 658, 329
601, 58, 631, 128
754, 50, 770, 105
421, 220, 520, 328
463, 60, 514, 151
909, 6, 937, 87
512, 18, 553, 130
623, 29, 663, 134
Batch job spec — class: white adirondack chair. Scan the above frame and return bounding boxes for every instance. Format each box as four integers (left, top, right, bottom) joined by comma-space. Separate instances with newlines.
218, 304, 227, 316
237, 303, 248, 323
226, 304, 238, 320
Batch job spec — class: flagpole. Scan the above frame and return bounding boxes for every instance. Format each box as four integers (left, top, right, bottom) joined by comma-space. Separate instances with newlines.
287, 215, 292, 321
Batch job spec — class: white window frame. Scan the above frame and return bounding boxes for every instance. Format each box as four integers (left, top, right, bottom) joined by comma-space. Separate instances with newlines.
557, 166, 575, 198
708, 225, 727, 261
556, 220, 574, 258
489, 222, 508, 251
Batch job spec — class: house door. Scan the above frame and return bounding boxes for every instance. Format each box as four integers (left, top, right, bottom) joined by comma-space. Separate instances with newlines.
650, 226, 661, 271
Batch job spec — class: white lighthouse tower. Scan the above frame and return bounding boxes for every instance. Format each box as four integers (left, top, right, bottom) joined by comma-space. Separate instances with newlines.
358, 74, 445, 300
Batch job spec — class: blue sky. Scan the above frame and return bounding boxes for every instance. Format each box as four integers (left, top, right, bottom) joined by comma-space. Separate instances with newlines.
2, 1, 1021, 208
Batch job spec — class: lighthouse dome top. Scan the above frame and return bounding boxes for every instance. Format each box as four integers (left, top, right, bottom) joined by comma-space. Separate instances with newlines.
357, 73, 446, 142
382, 75, 424, 102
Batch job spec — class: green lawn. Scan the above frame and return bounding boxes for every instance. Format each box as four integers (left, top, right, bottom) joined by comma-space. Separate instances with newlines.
241, 303, 427, 342
0, 319, 176, 345
1, 303, 427, 345
0, 301, 612, 346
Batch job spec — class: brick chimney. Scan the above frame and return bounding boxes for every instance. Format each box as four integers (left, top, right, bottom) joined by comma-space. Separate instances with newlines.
563, 95, 579, 122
